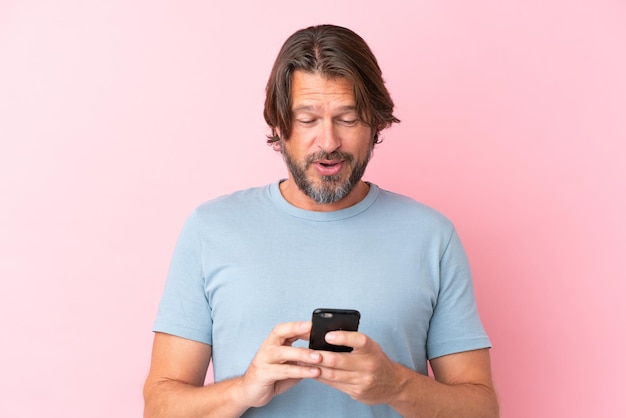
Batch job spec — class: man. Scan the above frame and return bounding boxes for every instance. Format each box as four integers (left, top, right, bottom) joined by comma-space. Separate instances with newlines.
144, 24, 498, 417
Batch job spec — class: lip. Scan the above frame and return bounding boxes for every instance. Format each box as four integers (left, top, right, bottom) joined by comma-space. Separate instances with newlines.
313, 160, 344, 176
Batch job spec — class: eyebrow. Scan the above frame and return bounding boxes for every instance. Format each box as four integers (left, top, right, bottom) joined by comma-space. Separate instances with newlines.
292, 104, 357, 113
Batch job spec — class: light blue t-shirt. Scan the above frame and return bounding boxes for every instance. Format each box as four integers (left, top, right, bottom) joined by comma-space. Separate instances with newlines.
154, 181, 491, 417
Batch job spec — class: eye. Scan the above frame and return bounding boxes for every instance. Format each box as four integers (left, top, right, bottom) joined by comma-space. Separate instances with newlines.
338, 119, 358, 127
297, 119, 315, 125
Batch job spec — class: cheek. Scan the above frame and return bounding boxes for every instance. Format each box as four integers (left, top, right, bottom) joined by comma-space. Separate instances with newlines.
282, 139, 310, 163
346, 133, 374, 158
286, 132, 318, 155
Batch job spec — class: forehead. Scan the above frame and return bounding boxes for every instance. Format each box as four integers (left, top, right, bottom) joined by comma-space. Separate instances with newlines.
291, 71, 355, 109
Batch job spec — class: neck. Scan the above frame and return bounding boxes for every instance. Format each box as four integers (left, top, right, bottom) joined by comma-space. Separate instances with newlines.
279, 179, 370, 212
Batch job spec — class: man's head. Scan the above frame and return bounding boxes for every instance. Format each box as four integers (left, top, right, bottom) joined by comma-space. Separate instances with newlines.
264, 24, 399, 148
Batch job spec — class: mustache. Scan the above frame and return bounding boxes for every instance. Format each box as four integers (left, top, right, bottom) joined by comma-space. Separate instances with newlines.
305, 151, 355, 166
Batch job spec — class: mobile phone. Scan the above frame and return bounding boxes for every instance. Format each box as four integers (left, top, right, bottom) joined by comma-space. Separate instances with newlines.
308, 308, 361, 352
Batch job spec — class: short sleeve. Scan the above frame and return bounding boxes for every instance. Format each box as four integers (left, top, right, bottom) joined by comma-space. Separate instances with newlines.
153, 210, 213, 345
426, 229, 491, 359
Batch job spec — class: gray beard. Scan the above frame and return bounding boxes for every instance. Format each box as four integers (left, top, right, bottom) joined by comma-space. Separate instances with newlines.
281, 148, 371, 205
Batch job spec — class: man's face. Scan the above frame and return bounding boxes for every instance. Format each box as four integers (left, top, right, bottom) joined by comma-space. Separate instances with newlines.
279, 71, 374, 209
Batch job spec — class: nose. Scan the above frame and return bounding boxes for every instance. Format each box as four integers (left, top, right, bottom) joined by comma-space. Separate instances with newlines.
316, 121, 341, 152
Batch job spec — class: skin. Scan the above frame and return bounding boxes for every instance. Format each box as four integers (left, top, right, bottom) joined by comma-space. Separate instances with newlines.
143, 71, 499, 417
278, 71, 373, 211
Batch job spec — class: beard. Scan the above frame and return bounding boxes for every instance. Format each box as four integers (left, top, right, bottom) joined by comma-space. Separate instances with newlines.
281, 146, 372, 205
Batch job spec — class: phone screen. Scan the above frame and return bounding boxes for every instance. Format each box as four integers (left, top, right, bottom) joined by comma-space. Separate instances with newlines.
308, 308, 360, 352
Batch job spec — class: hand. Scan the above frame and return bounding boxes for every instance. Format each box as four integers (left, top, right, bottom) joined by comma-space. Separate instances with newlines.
237, 321, 323, 408
314, 331, 402, 405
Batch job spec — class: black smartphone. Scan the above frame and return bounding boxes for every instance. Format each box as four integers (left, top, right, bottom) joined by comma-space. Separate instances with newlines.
308, 308, 361, 352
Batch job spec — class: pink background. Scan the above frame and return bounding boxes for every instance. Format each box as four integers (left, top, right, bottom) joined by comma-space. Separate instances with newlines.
1, 1, 624, 417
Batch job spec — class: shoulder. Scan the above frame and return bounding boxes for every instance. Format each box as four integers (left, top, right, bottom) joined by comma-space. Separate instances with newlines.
373, 186, 454, 232
179, 184, 274, 233
195, 184, 271, 215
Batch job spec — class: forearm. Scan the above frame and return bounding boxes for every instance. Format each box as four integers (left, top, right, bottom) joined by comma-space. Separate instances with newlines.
389, 364, 499, 418
143, 376, 249, 418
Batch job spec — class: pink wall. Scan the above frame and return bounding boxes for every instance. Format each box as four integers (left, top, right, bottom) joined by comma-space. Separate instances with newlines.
1, 1, 624, 417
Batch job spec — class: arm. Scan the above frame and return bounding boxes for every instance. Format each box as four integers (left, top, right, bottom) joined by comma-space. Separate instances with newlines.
143, 322, 323, 418
314, 332, 499, 418
392, 348, 498, 417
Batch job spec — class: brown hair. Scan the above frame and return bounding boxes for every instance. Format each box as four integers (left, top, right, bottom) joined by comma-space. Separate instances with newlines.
264, 24, 400, 148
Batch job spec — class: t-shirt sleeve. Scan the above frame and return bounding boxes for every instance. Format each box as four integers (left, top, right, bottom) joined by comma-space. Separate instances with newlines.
153, 210, 213, 345
426, 228, 491, 359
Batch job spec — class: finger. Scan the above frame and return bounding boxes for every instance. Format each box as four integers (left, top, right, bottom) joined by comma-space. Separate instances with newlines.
261, 362, 322, 381
242, 362, 320, 407
325, 330, 368, 351
315, 366, 360, 385
261, 345, 322, 366
264, 321, 312, 346
288, 362, 321, 379
315, 350, 352, 373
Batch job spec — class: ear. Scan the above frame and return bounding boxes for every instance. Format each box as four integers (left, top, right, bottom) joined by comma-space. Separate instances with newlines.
372, 130, 380, 145
271, 129, 284, 152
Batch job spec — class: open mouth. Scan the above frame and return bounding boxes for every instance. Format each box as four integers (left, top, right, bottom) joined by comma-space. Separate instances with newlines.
314, 160, 344, 176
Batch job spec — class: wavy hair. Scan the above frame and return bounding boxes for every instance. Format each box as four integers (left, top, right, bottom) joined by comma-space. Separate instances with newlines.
264, 24, 400, 149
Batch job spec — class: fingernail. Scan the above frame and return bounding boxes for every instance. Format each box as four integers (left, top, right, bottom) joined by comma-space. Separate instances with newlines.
325, 332, 336, 342
309, 352, 320, 361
